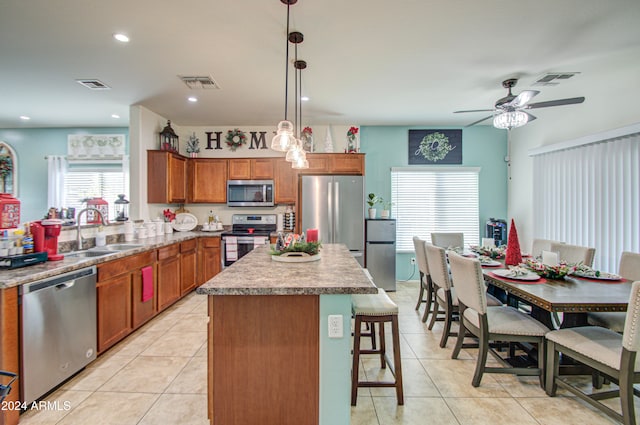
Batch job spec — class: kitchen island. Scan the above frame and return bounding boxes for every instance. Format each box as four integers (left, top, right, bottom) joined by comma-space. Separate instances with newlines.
196, 243, 376, 425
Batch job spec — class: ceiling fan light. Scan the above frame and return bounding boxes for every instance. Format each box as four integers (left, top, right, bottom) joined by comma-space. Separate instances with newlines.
271, 120, 295, 151
493, 110, 529, 130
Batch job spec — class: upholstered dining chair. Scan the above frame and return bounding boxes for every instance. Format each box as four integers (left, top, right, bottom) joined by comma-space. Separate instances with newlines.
546, 280, 640, 425
449, 252, 549, 387
531, 238, 562, 259
430, 232, 464, 249
412, 236, 435, 322
549, 242, 596, 267
588, 252, 640, 333
425, 245, 502, 348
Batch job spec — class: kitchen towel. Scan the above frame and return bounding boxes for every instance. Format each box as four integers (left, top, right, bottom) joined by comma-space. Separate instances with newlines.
141, 266, 153, 302
225, 236, 238, 261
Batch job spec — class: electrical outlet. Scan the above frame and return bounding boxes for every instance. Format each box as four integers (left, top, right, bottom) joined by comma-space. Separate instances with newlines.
410, 257, 416, 264
328, 315, 343, 338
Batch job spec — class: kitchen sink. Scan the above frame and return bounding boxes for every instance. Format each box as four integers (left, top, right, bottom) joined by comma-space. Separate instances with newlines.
92, 244, 145, 251
65, 250, 114, 258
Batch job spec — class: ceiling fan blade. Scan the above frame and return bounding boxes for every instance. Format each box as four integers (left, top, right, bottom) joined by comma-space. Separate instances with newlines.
465, 115, 493, 127
454, 109, 494, 114
526, 96, 585, 109
509, 90, 540, 108
525, 112, 537, 122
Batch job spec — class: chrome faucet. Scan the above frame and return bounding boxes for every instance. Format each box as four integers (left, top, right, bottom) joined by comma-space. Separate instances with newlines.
76, 208, 106, 250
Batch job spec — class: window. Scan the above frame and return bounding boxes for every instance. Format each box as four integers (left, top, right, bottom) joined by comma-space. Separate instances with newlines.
391, 167, 480, 251
532, 132, 639, 272
47, 156, 129, 222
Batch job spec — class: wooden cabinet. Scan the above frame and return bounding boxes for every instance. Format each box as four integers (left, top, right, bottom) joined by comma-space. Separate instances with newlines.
198, 237, 221, 285
157, 244, 181, 311
97, 274, 131, 353
188, 158, 228, 203
148, 150, 187, 203
274, 157, 298, 204
228, 158, 275, 180
301, 153, 365, 175
180, 239, 198, 295
97, 250, 157, 353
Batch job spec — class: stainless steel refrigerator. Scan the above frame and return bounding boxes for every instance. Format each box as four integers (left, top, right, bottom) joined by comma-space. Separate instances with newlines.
301, 175, 365, 267
365, 219, 397, 291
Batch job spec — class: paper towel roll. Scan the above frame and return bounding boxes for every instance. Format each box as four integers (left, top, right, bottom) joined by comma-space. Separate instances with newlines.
277, 214, 284, 231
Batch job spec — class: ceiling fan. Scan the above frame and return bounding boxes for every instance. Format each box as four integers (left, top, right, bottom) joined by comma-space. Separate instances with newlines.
454, 78, 585, 129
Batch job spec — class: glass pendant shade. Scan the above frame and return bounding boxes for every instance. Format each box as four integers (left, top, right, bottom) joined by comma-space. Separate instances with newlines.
493, 110, 529, 129
271, 120, 295, 151
292, 154, 309, 169
285, 140, 305, 162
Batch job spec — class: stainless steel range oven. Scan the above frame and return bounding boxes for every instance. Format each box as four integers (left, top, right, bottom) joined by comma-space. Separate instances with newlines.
221, 214, 276, 268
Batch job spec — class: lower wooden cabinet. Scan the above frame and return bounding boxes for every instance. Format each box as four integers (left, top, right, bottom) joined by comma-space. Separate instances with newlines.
157, 244, 181, 311
198, 237, 221, 285
181, 239, 198, 295
97, 250, 157, 354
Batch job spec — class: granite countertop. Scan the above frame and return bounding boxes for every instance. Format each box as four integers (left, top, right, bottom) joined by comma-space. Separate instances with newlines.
196, 243, 378, 296
0, 230, 224, 289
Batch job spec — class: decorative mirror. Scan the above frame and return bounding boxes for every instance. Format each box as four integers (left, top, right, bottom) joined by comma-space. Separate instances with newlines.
0, 142, 17, 196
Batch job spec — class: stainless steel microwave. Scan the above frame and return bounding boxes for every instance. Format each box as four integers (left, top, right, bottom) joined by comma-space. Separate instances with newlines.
227, 180, 275, 207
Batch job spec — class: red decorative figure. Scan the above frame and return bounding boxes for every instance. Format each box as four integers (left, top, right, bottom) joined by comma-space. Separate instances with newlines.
505, 218, 523, 266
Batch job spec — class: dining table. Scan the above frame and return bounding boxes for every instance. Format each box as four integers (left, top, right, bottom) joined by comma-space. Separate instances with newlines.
481, 261, 632, 329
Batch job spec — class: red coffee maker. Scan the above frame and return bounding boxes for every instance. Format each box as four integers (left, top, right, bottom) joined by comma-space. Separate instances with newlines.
35, 219, 64, 261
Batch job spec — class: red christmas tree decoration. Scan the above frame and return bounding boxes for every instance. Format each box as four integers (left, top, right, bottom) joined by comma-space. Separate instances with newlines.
505, 219, 523, 266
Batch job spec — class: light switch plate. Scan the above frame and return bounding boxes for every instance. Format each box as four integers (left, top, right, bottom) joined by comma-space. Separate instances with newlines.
328, 314, 343, 338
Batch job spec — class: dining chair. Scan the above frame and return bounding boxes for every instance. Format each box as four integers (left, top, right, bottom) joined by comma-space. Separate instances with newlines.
412, 236, 435, 322
531, 238, 562, 259
425, 244, 502, 348
430, 232, 464, 249
449, 252, 549, 387
549, 242, 596, 266
588, 252, 640, 333
546, 280, 640, 425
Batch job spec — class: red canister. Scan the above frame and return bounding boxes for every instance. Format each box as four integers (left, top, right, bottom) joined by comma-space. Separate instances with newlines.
0, 193, 20, 229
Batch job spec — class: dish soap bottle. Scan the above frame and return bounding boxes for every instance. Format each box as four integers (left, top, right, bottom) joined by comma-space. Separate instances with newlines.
96, 226, 107, 247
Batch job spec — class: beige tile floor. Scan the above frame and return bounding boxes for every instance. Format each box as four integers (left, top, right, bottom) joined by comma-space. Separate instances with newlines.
17, 280, 635, 424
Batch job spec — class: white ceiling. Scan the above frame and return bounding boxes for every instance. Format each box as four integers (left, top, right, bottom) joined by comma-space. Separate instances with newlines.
1, 0, 639, 129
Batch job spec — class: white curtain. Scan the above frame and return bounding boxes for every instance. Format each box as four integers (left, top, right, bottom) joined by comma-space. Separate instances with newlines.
47, 156, 68, 209
533, 133, 640, 272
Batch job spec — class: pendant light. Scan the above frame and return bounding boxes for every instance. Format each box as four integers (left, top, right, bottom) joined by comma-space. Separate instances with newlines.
291, 57, 309, 169
286, 32, 306, 164
271, 0, 298, 152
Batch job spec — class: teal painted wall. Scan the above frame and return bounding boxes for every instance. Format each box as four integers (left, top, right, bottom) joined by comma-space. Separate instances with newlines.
360, 126, 508, 280
319, 294, 352, 425
0, 127, 128, 222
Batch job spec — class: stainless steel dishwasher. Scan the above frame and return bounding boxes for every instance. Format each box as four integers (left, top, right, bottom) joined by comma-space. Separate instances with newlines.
20, 266, 97, 404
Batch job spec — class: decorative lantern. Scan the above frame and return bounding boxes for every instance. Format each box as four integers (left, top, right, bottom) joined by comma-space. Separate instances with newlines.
114, 194, 130, 222
159, 120, 179, 153
86, 197, 108, 224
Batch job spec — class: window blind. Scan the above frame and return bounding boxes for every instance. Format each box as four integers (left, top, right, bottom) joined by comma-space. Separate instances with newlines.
533, 133, 640, 272
391, 167, 480, 251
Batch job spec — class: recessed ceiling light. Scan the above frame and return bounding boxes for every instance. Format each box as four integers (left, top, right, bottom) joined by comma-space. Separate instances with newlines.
188, 96, 198, 102
113, 33, 130, 43
111, 114, 120, 119
19, 115, 30, 120
301, 96, 309, 102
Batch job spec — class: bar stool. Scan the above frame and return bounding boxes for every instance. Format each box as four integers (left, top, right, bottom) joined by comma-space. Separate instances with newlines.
351, 288, 404, 406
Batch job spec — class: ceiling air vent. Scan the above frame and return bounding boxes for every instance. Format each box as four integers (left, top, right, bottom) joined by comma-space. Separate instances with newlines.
532, 72, 579, 87
179, 75, 221, 90
76, 79, 111, 90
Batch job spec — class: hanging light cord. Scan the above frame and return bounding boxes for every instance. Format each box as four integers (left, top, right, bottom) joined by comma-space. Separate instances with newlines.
283, 3, 291, 121
294, 42, 299, 137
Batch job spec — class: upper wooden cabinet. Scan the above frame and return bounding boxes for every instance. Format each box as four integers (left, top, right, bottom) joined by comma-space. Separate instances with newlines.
228, 158, 275, 180
300, 153, 365, 175
148, 150, 187, 203
274, 157, 298, 204
188, 158, 228, 203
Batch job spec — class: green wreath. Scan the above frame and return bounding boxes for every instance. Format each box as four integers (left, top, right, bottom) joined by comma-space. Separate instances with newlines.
415, 132, 455, 162
225, 128, 247, 151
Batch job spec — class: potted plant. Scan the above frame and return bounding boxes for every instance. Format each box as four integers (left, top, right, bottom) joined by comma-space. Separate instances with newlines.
379, 198, 393, 219
367, 193, 380, 219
